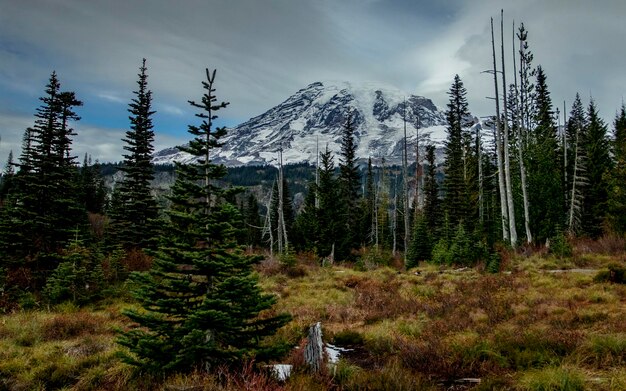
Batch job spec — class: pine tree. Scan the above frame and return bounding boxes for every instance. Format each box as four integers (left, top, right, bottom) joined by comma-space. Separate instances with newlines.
317, 147, 341, 259
338, 112, 361, 255
443, 75, 472, 229
0, 151, 15, 202
565, 95, 588, 234
119, 69, 290, 373
80, 154, 107, 214
607, 105, 626, 232
243, 192, 262, 247
581, 99, 611, 237
292, 180, 320, 252
0, 73, 84, 271
108, 59, 159, 249
423, 144, 440, 236
406, 211, 431, 268
527, 66, 564, 241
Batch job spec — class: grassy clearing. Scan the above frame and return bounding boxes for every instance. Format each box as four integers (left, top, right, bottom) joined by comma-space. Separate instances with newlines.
0, 248, 625, 390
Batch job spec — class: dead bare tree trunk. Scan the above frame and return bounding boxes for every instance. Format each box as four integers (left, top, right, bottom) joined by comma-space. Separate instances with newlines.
263, 187, 274, 257
402, 102, 410, 263
304, 322, 324, 373
277, 148, 288, 254
501, 10, 517, 247
513, 20, 532, 243
491, 17, 510, 242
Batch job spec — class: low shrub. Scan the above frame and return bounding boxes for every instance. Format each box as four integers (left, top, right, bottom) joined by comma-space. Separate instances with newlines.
42, 312, 105, 341
332, 330, 365, 346
578, 333, 626, 368
594, 263, 626, 284
518, 366, 585, 391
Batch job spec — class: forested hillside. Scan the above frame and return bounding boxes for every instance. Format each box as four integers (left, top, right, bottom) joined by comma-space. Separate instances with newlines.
1, 14, 625, 391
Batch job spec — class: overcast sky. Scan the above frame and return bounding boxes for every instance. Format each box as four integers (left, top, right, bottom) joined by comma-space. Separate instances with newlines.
1, 0, 625, 165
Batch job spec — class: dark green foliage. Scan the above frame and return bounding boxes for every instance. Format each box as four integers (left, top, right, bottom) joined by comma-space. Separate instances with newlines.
406, 212, 431, 268
526, 67, 564, 242
431, 223, 487, 266
0, 151, 15, 202
0, 72, 85, 278
338, 112, 361, 253
243, 192, 262, 247
79, 154, 107, 214
108, 59, 159, 250
43, 244, 105, 305
423, 144, 440, 237
548, 228, 572, 258
581, 100, 611, 237
593, 263, 626, 284
317, 147, 342, 259
443, 75, 472, 230
292, 180, 319, 253
607, 105, 626, 233
118, 69, 290, 374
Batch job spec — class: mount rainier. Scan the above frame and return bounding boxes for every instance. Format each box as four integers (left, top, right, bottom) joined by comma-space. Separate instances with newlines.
153, 81, 461, 167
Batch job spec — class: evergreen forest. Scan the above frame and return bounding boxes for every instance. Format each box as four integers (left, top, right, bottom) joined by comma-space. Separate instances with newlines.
1, 19, 626, 391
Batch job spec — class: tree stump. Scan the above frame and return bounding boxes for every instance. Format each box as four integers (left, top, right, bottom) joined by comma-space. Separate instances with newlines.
304, 322, 324, 373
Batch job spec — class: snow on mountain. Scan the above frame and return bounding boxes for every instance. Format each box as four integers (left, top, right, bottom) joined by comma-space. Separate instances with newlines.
153, 81, 466, 167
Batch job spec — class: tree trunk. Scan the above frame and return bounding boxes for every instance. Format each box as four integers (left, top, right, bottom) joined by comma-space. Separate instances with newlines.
513, 21, 532, 243
491, 17, 510, 242
501, 10, 517, 246
304, 322, 324, 373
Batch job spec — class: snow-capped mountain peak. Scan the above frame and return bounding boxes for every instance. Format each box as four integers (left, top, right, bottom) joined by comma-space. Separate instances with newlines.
153, 80, 450, 166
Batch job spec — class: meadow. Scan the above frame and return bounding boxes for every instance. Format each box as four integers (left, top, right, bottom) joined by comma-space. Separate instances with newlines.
1, 237, 625, 391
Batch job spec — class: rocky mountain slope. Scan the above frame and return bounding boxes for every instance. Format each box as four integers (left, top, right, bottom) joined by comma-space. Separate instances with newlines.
153, 81, 472, 167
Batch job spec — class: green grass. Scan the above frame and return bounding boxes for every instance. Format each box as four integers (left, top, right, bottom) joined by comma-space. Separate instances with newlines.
1, 249, 625, 390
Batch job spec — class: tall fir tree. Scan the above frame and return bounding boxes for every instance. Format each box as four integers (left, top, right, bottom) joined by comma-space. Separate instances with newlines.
607, 105, 626, 233
581, 100, 611, 237
526, 66, 564, 241
338, 112, 361, 255
443, 75, 472, 229
316, 147, 342, 259
423, 144, 440, 236
0, 151, 15, 203
0, 72, 84, 275
118, 69, 290, 373
243, 192, 262, 248
108, 59, 159, 250
292, 179, 320, 253
565, 95, 588, 234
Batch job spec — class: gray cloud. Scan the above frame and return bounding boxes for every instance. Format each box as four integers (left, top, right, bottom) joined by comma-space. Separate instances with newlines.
1, 0, 625, 165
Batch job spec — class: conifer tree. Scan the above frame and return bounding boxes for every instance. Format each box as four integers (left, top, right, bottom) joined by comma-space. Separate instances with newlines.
0, 72, 84, 270
108, 59, 159, 249
317, 147, 341, 259
565, 95, 588, 234
80, 154, 107, 214
119, 69, 290, 373
0, 151, 14, 202
338, 112, 361, 255
581, 100, 611, 237
607, 105, 626, 232
292, 180, 320, 252
443, 75, 472, 229
243, 192, 262, 247
423, 144, 440, 236
527, 66, 563, 241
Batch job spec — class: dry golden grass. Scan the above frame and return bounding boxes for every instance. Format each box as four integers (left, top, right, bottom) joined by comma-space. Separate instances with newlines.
0, 247, 625, 390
